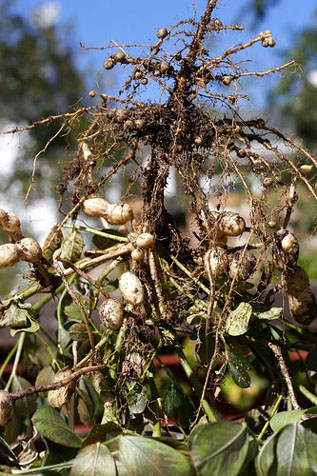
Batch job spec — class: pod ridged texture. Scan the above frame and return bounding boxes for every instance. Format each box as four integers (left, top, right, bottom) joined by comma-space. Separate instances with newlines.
136, 233, 155, 249
218, 212, 246, 236
204, 247, 228, 277
131, 248, 144, 262
82, 198, 109, 218
0, 243, 20, 268
229, 251, 256, 281
99, 299, 124, 330
119, 271, 144, 305
282, 266, 317, 325
106, 203, 133, 225
0, 210, 22, 236
16, 237, 42, 263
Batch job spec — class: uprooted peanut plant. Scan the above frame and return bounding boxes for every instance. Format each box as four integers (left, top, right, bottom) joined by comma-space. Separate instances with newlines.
0, 0, 316, 474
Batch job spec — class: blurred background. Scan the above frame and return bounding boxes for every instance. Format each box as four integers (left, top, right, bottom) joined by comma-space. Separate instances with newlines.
0, 0, 316, 296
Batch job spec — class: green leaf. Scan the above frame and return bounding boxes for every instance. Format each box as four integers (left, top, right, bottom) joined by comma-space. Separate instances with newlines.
42, 225, 64, 264
118, 435, 195, 476
61, 230, 83, 262
69, 322, 88, 342
77, 379, 94, 426
10, 317, 39, 336
0, 303, 28, 329
163, 383, 184, 416
190, 422, 249, 476
270, 410, 306, 432
275, 424, 317, 475
70, 443, 116, 476
92, 229, 125, 250
255, 430, 277, 476
128, 385, 147, 416
254, 307, 282, 320
228, 353, 251, 388
35, 366, 55, 393
102, 278, 119, 293
64, 300, 84, 321
83, 422, 122, 446
256, 424, 317, 476
10, 376, 37, 417
32, 406, 82, 448
226, 302, 252, 336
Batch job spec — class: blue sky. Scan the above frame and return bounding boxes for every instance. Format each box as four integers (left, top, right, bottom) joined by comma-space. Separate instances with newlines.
12, 0, 317, 106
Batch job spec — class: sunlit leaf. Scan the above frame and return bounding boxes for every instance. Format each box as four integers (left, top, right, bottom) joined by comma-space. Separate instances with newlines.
254, 307, 282, 320
226, 302, 252, 336
119, 435, 195, 476
61, 230, 83, 262
0, 303, 28, 329
270, 410, 305, 432
256, 423, 317, 476
190, 422, 249, 476
42, 225, 64, 264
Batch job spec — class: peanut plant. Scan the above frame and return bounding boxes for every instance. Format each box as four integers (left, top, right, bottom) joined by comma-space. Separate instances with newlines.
0, 1, 316, 474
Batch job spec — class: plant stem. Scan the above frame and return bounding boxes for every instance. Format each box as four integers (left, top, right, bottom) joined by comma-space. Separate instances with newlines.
5, 332, 26, 391
298, 384, 317, 406
32, 282, 65, 313
11, 461, 74, 474
167, 252, 210, 295
283, 320, 317, 345
257, 394, 283, 441
176, 347, 217, 423
35, 332, 60, 370
0, 341, 18, 379
63, 224, 128, 243
109, 320, 127, 380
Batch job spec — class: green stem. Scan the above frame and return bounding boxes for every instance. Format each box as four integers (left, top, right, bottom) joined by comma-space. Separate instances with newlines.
35, 332, 60, 370
97, 257, 123, 285
175, 347, 217, 423
56, 274, 76, 353
32, 282, 65, 313
109, 321, 128, 380
140, 340, 162, 382
283, 320, 317, 345
148, 378, 162, 437
75, 335, 109, 368
63, 224, 128, 243
257, 394, 283, 441
2, 283, 42, 306
167, 253, 210, 295
0, 341, 18, 379
298, 384, 317, 406
11, 461, 74, 474
5, 332, 26, 391
168, 274, 207, 310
